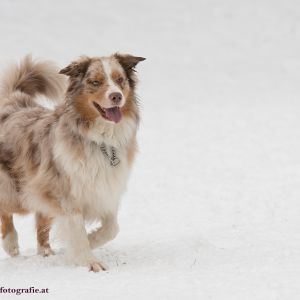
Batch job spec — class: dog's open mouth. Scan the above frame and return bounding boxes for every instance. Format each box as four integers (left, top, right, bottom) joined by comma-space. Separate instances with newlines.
93, 102, 122, 123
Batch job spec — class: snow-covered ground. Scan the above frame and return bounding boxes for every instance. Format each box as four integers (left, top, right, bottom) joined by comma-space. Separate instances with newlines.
0, 0, 300, 299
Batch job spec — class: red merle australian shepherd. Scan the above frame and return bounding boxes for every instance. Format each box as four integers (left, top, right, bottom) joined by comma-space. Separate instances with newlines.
0, 53, 145, 271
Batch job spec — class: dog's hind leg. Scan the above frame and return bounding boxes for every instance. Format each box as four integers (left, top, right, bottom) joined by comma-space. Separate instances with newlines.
1, 213, 19, 256
36, 213, 54, 256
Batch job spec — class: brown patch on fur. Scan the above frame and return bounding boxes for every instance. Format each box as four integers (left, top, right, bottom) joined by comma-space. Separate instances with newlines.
74, 94, 99, 122
41, 188, 62, 213
36, 213, 52, 248
0, 142, 24, 192
42, 190, 58, 204
1, 214, 14, 239
36, 189, 62, 216
111, 70, 125, 89
0, 113, 10, 123
27, 133, 41, 172
12, 207, 29, 215
10, 168, 24, 193
0, 142, 15, 172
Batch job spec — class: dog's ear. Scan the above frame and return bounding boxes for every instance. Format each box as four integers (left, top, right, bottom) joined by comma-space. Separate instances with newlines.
114, 54, 145, 87
114, 54, 146, 71
59, 56, 91, 78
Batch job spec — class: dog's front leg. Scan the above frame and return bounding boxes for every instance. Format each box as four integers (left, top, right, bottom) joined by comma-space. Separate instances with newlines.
63, 213, 106, 272
88, 214, 119, 249
36, 213, 54, 256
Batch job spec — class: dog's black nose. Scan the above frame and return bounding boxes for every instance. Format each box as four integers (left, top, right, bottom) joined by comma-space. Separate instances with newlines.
109, 92, 122, 104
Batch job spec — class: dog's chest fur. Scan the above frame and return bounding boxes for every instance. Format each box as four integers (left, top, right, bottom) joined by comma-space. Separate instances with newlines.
53, 122, 134, 221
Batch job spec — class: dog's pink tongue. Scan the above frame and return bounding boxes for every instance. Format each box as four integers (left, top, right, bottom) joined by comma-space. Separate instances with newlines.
105, 107, 122, 123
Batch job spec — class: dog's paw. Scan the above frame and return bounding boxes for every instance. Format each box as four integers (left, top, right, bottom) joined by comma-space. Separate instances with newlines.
5, 245, 19, 257
2, 230, 20, 257
89, 261, 107, 272
74, 252, 107, 272
37, 246, 55, 257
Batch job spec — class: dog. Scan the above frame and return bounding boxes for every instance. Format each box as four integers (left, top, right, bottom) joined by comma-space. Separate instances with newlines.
0, 53, 145, 271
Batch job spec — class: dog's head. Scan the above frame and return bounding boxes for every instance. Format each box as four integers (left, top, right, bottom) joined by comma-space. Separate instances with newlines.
59, 54, 145, 124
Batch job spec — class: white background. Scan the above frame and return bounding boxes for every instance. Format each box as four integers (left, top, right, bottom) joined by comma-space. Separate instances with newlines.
0, 0, 300, 299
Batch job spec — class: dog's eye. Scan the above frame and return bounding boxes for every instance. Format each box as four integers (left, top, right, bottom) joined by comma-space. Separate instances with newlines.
116, 77, 124, 84
91, 80, 101, 87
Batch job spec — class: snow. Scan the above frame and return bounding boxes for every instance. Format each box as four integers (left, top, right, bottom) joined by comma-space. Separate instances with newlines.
0, 0, 300, 299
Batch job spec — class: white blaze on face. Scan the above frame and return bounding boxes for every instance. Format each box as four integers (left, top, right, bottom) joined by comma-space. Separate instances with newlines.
101, 58, 125, 108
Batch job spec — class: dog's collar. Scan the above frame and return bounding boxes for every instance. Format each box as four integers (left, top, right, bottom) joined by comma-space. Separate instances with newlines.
100, 143, 120, 167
